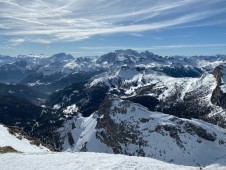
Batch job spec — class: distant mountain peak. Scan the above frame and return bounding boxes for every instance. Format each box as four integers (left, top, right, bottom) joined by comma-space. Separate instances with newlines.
114, 49, 139, 56
49, 53, 75, 62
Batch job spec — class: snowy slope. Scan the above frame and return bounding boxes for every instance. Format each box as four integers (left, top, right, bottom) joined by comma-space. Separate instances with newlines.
59, 114, 113, 153
0, 124, 49, 153
206, 155, 226, 170
60, 98, 226, 166
1, 152, 226, 170
0, 152, 201, 170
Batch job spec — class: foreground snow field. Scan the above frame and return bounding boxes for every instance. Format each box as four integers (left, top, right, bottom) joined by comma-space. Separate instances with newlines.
0, 152, 226, 170
0, 125, 49, 153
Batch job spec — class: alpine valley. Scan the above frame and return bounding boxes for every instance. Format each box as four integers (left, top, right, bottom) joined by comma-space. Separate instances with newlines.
1, 50, 226, 169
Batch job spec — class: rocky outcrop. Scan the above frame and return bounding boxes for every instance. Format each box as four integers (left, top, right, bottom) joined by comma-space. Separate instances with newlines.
6, 125, 57, 151
152, 64, 203, 78
93, 98, 226, 165
67, 132, 75, 146
0, 146, 18, 153
211, 65, 226, 108
96, 99, 143, 155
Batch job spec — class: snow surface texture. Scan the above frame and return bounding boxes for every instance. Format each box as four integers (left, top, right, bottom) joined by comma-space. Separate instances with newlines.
0, 124, 49, 153
60, 98, 226, 167
1, 152, 225, 170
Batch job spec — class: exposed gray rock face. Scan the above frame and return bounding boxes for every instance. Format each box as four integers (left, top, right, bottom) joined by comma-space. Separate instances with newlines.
211, 65, 226, 108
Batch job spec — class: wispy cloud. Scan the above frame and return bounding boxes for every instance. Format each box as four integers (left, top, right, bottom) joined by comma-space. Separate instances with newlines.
9, 38, 25, 45
131, 33, 143, 37
79, 44, 226, 51
0, 0, 225, 43
148, 44, 226, 50
30, 38, 51, 44
154, 34, 192, 40
8, 37, 51, 45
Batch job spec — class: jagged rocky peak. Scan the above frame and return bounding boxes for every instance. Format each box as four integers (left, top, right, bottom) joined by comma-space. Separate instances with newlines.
97, 49, 140, 64
49, 53, 75, 62
97, 49, 167, 66
211, 64, 226, 108
114, 49, 139, 56
75, 56, 93, 63
213, 65, 224, 85
140, 50, 162, 60
97, 52, 117, 64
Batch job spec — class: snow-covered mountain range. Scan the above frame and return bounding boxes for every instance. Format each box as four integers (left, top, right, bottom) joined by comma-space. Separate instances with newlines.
1, 50, 226, 168
0, 50, 225, 93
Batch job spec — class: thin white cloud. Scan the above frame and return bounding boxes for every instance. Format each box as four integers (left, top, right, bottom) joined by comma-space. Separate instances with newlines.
30, 38, 51, 44
131, 33, 143, 37
156, 34, 192, 39
8, 37, 51, 45
9, 38, 25, 45
155, 37, 163, 40
0, 0, 225, 43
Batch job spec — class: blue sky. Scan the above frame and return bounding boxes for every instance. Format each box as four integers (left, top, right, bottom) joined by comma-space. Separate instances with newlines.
0, 0, 226, 57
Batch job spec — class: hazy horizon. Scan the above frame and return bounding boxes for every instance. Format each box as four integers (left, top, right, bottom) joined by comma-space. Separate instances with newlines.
1, 48, 226, 58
